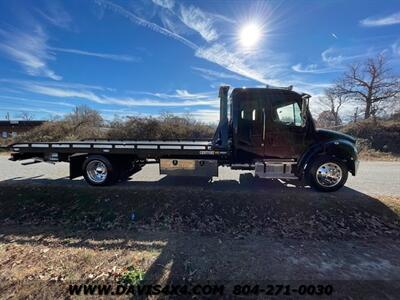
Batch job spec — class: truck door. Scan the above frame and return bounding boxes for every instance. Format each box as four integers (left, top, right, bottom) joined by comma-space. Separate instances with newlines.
264, 98, 307, 159
236, 92, 264, 157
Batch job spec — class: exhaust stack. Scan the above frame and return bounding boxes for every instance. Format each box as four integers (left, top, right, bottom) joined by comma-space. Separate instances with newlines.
219, 85, 229, 123
212, 86, 230, 149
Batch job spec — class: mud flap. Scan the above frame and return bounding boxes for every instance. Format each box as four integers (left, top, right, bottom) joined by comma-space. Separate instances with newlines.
69, 154, 87, 179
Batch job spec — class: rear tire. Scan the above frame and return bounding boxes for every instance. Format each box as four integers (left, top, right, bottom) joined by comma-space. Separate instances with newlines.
306, 155, 348, 192
83, 155, 117, 186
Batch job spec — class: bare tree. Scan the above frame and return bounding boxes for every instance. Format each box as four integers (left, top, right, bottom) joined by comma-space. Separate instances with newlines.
65, 105, 103, 132
19, 111, 34, 120
319, 87, 349, 126
316, 110, 341, 128
334, 54, 400, 119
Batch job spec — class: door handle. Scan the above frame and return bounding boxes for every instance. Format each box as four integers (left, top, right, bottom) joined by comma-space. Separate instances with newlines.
262, 108, 266, 141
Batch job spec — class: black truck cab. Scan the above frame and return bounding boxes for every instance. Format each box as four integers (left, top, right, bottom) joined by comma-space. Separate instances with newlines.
222, 86, 358, 191
232, 87, 315, 161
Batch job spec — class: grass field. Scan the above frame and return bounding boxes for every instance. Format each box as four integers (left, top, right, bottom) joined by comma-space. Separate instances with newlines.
0, 185, 399, 298
0, 185, 399, 237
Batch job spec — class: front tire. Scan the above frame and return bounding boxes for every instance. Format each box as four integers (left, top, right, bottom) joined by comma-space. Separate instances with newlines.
306, 155, 348, 192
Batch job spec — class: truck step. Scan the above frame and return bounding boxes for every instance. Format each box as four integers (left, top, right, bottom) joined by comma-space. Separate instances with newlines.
255, 161, 298, 179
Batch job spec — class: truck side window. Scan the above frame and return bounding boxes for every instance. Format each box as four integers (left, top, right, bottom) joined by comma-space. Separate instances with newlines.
274, 102, 302, 126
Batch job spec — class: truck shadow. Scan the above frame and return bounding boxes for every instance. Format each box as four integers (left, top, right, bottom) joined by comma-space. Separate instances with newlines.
1, 172, 311, 192
121, 172, 312, 192
0, 172, 363, 197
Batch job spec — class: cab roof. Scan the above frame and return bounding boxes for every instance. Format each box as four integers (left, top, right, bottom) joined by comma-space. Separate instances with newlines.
231, 87, 308, 98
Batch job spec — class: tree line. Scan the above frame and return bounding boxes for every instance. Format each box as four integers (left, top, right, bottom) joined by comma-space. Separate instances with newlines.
317, 54, 400, 128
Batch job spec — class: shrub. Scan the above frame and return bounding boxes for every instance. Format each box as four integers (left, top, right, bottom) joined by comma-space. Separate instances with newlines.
341, 119, 400, 154
107, 113, 215, 140
14, 106, 105, 142
13, 107, 216, 143
119, 267, 144, 285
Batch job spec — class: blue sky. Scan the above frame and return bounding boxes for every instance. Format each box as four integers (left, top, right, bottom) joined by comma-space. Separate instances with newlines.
0, 0, 399, 122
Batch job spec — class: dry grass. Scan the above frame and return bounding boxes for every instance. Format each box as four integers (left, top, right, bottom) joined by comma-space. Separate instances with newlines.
0, 185, 399, 238
0, 185, 399, 298
1, 227, 400, 299
358, 149, 400, 161
0, 230, 160, 282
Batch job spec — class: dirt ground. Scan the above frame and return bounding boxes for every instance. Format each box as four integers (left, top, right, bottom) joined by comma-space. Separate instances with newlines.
0, 185, 399, 299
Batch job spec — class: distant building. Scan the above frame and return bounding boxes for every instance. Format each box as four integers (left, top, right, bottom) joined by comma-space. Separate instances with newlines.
0, 120, 45, 141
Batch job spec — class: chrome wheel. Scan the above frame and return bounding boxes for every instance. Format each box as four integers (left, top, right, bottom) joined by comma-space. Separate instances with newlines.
86, 160, 108, 184
316, 162, 343, 188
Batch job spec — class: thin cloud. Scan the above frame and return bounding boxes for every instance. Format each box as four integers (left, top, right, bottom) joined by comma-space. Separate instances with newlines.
290, 81, 333, 96
94, 0, 198, 50
21, 82, 219, 107
392, 42, 400, 56
104, 95, 218, 107
36, 2, 72, 30
50, 47, 140, 62
291, 63, 340, 74
28, 85, 106, 103
178, 5, 218, 42
0, 26, 61, 80
0, 105, 65, 117
360, 12, 400, 27
0, 78, 110, 91
321, 47, 367, 66
192, 66, 248, 81
195, 44, 270, 85
151, 0, 175, 10
292, 47, 372, 76
139, 89, 214, 100
152, 0, 219, 41
0, 95, 76, 108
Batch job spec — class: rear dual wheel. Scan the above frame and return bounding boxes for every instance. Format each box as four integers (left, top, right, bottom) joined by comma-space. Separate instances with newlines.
83, 155, 142, 186
83, 155, 117, 186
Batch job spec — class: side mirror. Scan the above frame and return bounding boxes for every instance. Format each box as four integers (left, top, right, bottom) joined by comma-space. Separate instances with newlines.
301, 94, 310, 127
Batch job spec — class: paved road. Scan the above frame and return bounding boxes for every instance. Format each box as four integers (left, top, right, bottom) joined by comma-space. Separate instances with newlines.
0, 156, 399, 196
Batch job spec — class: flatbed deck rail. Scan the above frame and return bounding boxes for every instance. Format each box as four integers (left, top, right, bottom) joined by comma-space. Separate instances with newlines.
9, 140, 229, 161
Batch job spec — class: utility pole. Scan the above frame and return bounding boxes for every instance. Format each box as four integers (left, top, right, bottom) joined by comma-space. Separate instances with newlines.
5, 112, 10, 121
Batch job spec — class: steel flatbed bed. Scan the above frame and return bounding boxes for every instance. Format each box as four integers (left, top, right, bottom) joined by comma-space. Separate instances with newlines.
9, 139, 229, 162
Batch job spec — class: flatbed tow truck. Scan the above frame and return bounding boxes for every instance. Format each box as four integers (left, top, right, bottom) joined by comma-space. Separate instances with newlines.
6, 86, 358, 192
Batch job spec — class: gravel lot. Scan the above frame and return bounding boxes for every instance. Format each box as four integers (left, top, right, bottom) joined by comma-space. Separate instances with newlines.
0, 156, 399, 196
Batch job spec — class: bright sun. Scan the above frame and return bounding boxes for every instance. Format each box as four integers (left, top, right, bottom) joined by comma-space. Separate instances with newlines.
239, 23, 262, 47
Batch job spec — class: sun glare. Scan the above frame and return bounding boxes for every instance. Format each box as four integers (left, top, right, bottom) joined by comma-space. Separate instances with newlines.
239, 23, 262, 47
